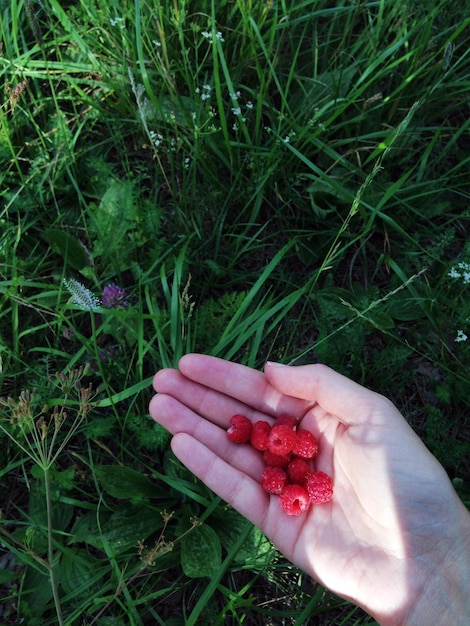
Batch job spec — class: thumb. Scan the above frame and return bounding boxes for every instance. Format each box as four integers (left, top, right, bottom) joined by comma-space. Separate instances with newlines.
264, 361, 392, 426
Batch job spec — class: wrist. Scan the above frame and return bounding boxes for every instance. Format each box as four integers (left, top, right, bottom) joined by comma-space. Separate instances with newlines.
397, 501, 470, 626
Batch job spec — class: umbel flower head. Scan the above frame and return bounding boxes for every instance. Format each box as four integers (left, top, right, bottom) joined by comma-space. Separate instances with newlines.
101, 283, 129, 309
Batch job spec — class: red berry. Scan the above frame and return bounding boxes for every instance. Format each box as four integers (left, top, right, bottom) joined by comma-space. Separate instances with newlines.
263, 449, 291, 468
305, 471, 333, 504
279, 484, 310, 515
260, 467, 287, 495
287, 458, 311, 485
226, 414, 253, 444
293, 429, 319, 459
274, 415, 297, 430
268, 424, 297, 455
251, 420, 271, 451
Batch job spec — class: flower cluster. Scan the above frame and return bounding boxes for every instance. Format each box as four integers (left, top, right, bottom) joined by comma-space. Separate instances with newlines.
229, 90, 254, 130
101, 283, 129, 309
63, 278, 100, 311
201, 30, 225, 43
448, 262, 470, 285
63, 278, 129, 311
448, 261, 470, 342
109, 16, 125, 29
195, 84, 212, 102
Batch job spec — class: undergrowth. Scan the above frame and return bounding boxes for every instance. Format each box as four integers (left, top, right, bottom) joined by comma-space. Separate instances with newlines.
0, 0, 469, 623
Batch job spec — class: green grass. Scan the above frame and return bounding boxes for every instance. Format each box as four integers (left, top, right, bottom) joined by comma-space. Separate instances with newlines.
1, 0, 470, 623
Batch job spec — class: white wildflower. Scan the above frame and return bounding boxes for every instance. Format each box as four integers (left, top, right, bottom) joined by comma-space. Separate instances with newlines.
63, 278, 100, 311
449, 262, 470, 284
149, 131, 163, 147
202, 30, 225, 43
455, 329, 468, 342
196, 84, 212, 102
109, 17, 125, 29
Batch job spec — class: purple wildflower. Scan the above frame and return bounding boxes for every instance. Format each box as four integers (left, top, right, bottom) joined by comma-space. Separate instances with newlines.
101, 284, 129, 309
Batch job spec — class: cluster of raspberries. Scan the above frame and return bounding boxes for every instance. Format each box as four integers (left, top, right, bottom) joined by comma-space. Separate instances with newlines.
226, 414, 333, 516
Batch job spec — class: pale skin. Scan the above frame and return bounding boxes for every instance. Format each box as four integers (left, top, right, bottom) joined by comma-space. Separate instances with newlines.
149, 354, 470, 625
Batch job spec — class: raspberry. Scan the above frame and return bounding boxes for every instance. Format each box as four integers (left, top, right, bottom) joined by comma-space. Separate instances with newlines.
287, 458, 311, 486
305, 471, 333, 504
293, 429, 319, 459
263, 449, 291, 468
260, 466, 287, 495
268, 424, 297, 455
251, 420, 271, 451
225, 412, 331, 515
279, 484, 310, 516
226, 414, 252, 443
274, 415, 297, 430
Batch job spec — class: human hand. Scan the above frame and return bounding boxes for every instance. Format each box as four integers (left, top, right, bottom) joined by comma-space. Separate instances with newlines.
149, 354, 470, 625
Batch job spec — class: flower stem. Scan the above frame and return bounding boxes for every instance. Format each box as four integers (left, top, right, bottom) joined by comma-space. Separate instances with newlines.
44, 466, 65, 626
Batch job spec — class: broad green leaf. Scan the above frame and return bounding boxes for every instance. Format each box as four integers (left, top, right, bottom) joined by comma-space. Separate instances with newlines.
59, 548, 102, 596
386, 298, 427, 321
217, 516, 273, 566
45, 228, 90, 270
180, 523, 222, 578
95, 465, 167, 499
152, 95, 198, 128
69, 507, 163, 555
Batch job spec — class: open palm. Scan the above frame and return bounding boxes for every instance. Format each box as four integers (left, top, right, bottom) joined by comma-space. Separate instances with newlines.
149, 354, 468, 625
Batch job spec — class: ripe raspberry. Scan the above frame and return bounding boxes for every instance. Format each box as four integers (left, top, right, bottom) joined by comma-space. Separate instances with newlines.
226, 414, 252, 443
260, 466, 287, 495
268, 424, 297, 455
293, 429, 319, 459
305, 471, 333, 504
274, 415, 297, 430
279, 484, 310, 516
263, 449, 291, 468
287, 458, 311, 486
251, 420, 271, 451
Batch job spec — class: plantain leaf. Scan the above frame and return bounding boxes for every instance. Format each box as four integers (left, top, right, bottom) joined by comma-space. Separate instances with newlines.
45, 228, 91, 270
69, 507, 163, 555
180, 523, 222, 578
95, 465, 167, 499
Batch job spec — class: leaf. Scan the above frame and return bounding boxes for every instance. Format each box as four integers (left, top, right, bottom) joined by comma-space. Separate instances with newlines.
386, 298, 427, 321
90, 178, 138, 272
95, 465, 167, 499
180, 523, 222, 578
152, 95, 198, 128
21, 565, 54, 617
217, 515, 273, 566
45, 228, 90, 270
69, 507, 163, 555
59, 548, 102, 596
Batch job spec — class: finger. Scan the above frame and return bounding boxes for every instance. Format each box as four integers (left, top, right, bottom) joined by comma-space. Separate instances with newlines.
264, 362, 396, 426
152, 368, 269, 426
177, 353, 310, 417
149, 394, 267, 480
171, 433, 270, 528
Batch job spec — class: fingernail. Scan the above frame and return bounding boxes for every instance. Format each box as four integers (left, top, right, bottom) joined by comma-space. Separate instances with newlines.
265, 361, 287, 368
